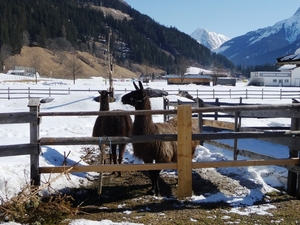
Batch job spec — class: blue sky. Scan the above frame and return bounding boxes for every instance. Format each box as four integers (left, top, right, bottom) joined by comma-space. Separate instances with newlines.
124, 0, 300, 38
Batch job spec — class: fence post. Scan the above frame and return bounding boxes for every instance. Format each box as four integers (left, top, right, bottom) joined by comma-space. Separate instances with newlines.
233, 111, 240, 160
280, 89, 282, 100
196, 98, 204, 145
8, 87, 10, 100
214, 98, 219, 131
28, 98, 41, 186
288, 116, 300, 198
163, 97, 169, 122
177, 105, 192, 198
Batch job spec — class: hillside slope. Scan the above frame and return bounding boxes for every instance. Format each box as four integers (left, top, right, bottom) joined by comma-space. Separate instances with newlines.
6, 46, 165, 79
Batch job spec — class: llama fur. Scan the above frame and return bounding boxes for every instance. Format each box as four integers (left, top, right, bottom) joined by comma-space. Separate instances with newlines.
92, 90, 132, 175
121, 81, 200, 195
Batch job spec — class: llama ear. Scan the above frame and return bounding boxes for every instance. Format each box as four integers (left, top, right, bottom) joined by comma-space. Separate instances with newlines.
98, 91, 101, 94
133, 82, 139, 90
138, 81, 144, 90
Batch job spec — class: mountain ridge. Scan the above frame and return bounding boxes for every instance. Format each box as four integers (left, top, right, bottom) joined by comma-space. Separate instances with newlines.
190, 28, 230, 50
216, 7, 300, 66
0, 0, 235, 78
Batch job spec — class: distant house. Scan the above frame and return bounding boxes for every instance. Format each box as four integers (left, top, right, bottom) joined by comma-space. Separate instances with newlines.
7, 70, 29, 76
216, 77, 236, 86
247, 65, 300, 87
6, 66, 37, 78
276, 53, 300, 65
165, 73, 236, 86
247, 52, 300, 87
165, 74, 211, 85
247, 71, 292, 86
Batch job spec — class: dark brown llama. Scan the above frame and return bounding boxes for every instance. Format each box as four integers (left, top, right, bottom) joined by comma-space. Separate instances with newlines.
121, 81, 200, 196
92, 90, 133, 176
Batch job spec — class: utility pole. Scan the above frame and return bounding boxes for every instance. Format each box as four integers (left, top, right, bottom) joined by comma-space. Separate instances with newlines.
107, 28, 114, 99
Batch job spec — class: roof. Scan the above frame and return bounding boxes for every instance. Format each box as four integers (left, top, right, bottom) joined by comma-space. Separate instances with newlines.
165, 74, 212, 79
277, 53, 300, 65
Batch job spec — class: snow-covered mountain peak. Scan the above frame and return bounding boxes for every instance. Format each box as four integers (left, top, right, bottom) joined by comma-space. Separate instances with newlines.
215, 7, 300, 66
190, 28, 230, 50
293, 7, 300, 16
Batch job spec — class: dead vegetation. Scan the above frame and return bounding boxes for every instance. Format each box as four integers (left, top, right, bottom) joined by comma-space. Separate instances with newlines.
0, 171, 77, 224
4, 46, 165, 80
0, 146, 299, 224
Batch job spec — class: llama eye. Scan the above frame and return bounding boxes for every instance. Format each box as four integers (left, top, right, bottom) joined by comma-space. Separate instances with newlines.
130, 97, 133, 101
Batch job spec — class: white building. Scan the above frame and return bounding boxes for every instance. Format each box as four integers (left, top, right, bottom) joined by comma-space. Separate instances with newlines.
247, 66, 300, 87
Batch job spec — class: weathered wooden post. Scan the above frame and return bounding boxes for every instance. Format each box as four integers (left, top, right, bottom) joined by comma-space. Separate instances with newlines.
196, 98, 204, 145
28, 98, 41, 185
233, 112, 240, 160
288, 118, 300, 197
287, 99, 300, 198
97, 143, 106, 195
233, 98, 243, 160
177, 105, 192, 198
163, 97, 168, 122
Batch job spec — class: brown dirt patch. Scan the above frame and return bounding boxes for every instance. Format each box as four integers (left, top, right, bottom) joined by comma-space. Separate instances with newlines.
63, 147, 300, 224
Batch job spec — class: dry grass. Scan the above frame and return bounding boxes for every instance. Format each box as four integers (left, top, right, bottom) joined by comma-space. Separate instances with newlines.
4, 46, 165, 80
67, 171, 300, 225
71, 147, 300, 224
1, 145, 299, 224
0, 175, 76, 224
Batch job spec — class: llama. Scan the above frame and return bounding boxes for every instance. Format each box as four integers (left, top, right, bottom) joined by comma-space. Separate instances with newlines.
121, 81, 200, 196
92, 90, 133, 176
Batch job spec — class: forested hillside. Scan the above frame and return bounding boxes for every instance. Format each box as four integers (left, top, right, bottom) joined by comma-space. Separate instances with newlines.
0, 0, 235, 76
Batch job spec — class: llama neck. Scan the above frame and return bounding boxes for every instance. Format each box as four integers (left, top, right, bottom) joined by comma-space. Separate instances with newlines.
100, 99, 109, 111
133, 97, 155, 132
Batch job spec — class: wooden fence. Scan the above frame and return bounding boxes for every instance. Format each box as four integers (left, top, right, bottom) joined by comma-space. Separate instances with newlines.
2, 87, 300, 100
0, 98, 300, 198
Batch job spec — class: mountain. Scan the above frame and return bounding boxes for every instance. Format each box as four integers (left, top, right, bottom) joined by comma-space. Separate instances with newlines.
216, 7, 300, 66
0, 0, 235, 78
190, 28, 230, 50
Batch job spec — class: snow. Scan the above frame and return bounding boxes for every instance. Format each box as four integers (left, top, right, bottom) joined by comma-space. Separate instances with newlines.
0, 73, 298, 224
190, 28, 230, 50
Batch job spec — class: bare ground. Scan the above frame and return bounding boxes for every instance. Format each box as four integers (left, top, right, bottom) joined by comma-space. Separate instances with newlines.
63, 147, 300, 225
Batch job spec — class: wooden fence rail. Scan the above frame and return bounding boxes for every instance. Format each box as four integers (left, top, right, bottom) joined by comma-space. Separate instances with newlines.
2, 87, 300, 100
1, 99, 300, 198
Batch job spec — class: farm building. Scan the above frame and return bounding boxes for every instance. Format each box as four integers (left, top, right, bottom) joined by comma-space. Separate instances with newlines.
247, 51, 300, 87
165, 74, 212, 85
6, 66, 37, 78
165, 73, 235, 86
247, 66, 300, 87
216, 77, 237, 86
276, 51, 300, 65
247, 71, 292, 87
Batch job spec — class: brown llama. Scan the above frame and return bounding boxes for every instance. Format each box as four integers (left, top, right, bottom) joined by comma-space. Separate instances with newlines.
121, 81, 200, 196
92, 90, 133, 176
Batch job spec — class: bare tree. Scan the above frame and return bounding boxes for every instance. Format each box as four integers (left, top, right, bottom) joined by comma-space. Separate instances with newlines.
177, 58, 189, 84
22, 30, 31, 46
57, 51, 66, 65
0, 44, 12, 72
211, 63, 225, 86
65, 53, 83, 84
30, 54, 41, 73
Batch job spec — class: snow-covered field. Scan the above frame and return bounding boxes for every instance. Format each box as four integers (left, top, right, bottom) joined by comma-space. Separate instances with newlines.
0, 72, 298, 224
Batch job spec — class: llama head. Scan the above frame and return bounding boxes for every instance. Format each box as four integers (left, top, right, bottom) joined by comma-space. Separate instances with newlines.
121, 81, 147, 107
98, 90, 113, 102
